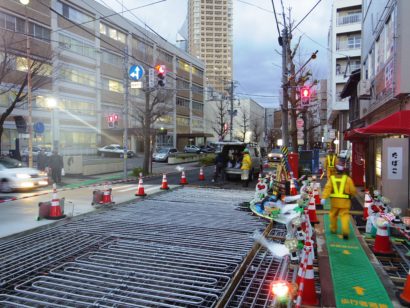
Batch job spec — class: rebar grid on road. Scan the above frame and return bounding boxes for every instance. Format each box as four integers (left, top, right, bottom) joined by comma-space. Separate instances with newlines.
224, 226, 295, 308
1, 187, 275, 307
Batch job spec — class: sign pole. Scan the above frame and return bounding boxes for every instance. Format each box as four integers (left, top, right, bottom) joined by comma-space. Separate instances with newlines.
123, 47, 129, 179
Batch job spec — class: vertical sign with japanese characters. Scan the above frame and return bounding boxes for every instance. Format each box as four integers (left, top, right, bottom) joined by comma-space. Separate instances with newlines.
387, 147, 402, 180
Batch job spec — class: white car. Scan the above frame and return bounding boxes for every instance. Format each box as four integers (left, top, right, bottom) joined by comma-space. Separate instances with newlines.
97, 144, 135, 158
0, 158, 48, 192
21, 146, 52, 162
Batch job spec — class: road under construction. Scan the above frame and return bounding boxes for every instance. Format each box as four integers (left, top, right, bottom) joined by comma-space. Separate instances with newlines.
0, 178, 409, 307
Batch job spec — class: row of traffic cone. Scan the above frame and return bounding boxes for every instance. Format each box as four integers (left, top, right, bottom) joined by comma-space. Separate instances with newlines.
135, 168, 204, 197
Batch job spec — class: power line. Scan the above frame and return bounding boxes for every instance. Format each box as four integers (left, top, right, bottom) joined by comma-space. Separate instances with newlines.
271, 0, 282, 43
291, 0, 322, 33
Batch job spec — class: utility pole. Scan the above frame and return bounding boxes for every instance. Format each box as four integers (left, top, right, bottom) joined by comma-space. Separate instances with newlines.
123, 47, 129, 179
229, 80, 234, 141
281, 27, 289, 148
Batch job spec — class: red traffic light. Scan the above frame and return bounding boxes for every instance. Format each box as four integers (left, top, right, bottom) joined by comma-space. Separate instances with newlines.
108, 115, 114, 122
113, 113, 118, 121
155, 64, 166, 75
301, 87, 310, 99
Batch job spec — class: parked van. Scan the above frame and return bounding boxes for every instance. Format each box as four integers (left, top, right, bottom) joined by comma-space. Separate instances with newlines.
216, 142, 262, 180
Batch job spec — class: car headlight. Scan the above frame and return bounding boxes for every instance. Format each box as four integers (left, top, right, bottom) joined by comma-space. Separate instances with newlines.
38, 171, 47, 177
268, 153, 274, 158
16, 173, 31, 179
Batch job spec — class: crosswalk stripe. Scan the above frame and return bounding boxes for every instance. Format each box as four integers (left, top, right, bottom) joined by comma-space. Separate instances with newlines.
116, 184, 156, 193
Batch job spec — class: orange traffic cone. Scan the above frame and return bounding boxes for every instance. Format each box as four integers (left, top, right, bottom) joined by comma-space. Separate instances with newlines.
101, 183, 112, 204
180, 171, 188, 185
363, 189, 373, 220
48, 184, 65, 219
290, 179, 297, 196
299, 246, 319, 306
160, 173, 169, 190
398, 271, 410, 306
135, 175, 147, 197
308, 195, 319, 224
373, 217, 393, 254
199, 167, 205, 181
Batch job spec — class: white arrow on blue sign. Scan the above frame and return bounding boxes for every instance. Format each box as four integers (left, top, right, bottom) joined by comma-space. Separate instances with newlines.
129, 65, 144, 81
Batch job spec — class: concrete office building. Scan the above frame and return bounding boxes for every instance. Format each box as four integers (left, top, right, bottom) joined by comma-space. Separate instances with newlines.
0, 0, 206, 155
326, 0, 362, 152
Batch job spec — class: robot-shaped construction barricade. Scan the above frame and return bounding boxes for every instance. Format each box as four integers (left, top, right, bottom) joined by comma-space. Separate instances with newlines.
92, 182, 115, 206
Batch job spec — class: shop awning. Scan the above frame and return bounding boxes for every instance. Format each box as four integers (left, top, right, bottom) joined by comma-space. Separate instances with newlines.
344, 110, 410, 140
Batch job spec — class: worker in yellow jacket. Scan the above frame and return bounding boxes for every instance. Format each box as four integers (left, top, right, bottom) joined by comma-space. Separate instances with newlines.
324, 149, 337, 178
241, 148, 252, 187
321, 164, 357, 239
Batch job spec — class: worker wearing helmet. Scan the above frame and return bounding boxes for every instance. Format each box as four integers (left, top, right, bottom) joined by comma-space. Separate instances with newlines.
324, 149, 337, 178
321, 164, 357, 239
241, 148, 252, 187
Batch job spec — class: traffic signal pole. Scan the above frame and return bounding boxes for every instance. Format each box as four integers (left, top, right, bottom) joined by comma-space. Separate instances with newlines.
281, 27, 289, 148
123, 47, 129, 179
229, 80, 234, 141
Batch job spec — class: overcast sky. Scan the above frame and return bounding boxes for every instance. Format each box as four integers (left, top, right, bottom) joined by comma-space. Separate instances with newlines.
96, 0, 332, 108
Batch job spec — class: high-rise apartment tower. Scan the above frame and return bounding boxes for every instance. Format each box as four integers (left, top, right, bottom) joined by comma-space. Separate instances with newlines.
188, 0, 233, 94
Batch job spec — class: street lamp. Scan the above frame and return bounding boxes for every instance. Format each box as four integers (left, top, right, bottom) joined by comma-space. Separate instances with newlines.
20, 0, 32, 167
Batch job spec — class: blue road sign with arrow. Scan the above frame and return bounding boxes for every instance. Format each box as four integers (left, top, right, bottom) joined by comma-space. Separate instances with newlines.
129, 65, 144, 81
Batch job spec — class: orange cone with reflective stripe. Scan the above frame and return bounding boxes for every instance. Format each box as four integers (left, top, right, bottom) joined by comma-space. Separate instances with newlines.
199, 167, 205, 181
363, 189, 373, 220
308, 195, 319, 224
101, 183, 112, 204
373, 218, 393, 254
290, 179, 297, 196
300, 247, 319, 306
135, 175, 147, 197
180, 171, 188, 185
48, 184, 65, 219
398, 271, 410, 305
160, 173, 169, 190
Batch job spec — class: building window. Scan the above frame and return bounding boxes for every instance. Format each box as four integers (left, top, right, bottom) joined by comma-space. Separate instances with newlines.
60, 67, 95, 87
57, 1, 93, 28
348, 34, 361, 49
157, 115, 173, 124
133, 38, 153, 55
100, 23, 126, 43
15, 57, 52, 76
192, 118, 203, 129
176, 116, 189, 126
176, 97, 189, 108
157, 49, 173, 63
59, 34, 95, 58
101, 50, 123, 66
103, 78, 124, 93
192, 101, 203, 112
0, 11, 25, 33
191, 83, 203, 94
28, 22, 51, 41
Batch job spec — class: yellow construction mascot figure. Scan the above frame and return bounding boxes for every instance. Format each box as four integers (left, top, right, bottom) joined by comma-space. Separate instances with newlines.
321, 164, 357, 240
324, 149, 337, 178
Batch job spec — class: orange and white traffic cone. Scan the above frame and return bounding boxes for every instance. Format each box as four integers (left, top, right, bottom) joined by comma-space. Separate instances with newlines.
290, 179, 297, 196
180, 171, 188, 185
160, 173, 169, 190
363, 189, 373, 220
398, 270, 410, 306
48, 183, 65, 219
299, 246, 319, 306
308, 195, 319, 224
101, 183, 112, 204
199, 167, 205, 181
373, 217, 393, 254
135, 174, 147, 197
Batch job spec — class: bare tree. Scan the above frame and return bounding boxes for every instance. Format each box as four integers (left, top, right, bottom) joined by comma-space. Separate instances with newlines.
285, 32, 315, 152
211, 99, 229, 141
0, 32, 52, 153
133, 88, 173, 175
236, 107, 249, 142
251, 120, 262, 143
